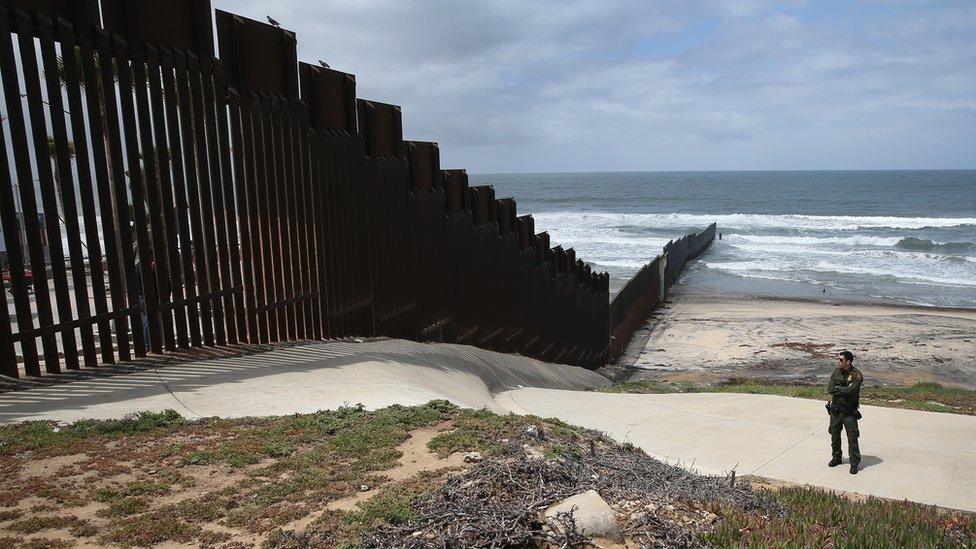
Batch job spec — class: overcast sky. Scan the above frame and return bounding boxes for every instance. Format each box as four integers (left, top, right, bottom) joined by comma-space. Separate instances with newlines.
214, 0, 975, 173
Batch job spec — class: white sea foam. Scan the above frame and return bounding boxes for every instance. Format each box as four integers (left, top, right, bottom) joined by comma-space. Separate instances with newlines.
726, 234, 903, 246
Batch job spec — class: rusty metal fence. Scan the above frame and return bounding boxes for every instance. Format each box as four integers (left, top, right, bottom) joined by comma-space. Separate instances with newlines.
0, 0, 611, 378
608, 223, 716, 362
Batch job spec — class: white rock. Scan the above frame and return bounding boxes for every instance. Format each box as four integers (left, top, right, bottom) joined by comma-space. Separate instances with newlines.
544, 490, 621, 541
463, 451, 483, 463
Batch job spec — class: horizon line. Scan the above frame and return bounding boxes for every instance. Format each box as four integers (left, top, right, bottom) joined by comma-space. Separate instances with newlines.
468, 168, 976, 176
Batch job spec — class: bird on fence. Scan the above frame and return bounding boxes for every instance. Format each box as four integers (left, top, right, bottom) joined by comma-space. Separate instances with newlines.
318, 60, 330, 69
267, 15, 281, 27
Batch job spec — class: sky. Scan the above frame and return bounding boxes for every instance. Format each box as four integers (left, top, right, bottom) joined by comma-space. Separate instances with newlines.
214, 0, 976, 173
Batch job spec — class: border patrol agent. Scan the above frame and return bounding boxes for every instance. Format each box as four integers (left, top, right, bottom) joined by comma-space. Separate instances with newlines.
827, 350, 862, 474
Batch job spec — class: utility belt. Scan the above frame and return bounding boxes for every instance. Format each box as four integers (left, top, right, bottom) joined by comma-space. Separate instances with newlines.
825, 402, 862, 420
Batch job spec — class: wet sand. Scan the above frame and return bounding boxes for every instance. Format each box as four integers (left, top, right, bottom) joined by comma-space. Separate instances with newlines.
612, 292, 976, 389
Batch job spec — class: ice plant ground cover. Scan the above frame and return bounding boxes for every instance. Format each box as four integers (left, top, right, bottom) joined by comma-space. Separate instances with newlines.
0, 402, 971, 547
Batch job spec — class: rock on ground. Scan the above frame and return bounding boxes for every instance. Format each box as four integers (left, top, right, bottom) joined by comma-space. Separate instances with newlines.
544, 489, 621, 541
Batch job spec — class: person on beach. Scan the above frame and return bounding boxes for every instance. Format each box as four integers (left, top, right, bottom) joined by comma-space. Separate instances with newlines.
827, 350, 862, 474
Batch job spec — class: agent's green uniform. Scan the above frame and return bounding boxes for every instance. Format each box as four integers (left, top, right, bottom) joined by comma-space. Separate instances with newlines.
827, 366, 862, 464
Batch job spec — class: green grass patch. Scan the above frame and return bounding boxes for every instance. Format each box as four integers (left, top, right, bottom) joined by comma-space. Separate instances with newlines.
602, 380, 976, 415
7, 515, 95, 537
96, 496, 150, 518
266, 475, 439, 549
18, 539, 75, 549
0, 410, 185, 456
100, 511, 201, 547
703, 485, 976, 548
427, 408, 515, 457
173, 489, 235, 523
97, 480, 171, 502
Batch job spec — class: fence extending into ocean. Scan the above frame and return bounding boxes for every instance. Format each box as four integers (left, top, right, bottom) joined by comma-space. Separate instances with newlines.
608, 223, 716, 362
0, 0, 613, 378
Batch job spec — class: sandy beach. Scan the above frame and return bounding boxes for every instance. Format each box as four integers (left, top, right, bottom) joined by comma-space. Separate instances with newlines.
612, 292, 976, 389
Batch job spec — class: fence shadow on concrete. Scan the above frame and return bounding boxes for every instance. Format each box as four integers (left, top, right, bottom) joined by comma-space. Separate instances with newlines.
0, 338, 607, 422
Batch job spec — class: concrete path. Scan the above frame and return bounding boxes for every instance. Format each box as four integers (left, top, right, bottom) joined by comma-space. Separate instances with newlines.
496, 388, 976, 512
0, 339, 607, 423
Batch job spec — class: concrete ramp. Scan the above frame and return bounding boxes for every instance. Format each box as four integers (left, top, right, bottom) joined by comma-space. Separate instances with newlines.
496, 388, 976, 512
0, 339, 609, 423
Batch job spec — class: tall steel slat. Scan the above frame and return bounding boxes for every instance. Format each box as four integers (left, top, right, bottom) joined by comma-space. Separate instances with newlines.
187, 54, 224, 345
213, 64, 247, 343
137, 45, 181, 350
308, 133, 327, 337
315, 134, 337, 338
38, 16, 96, 367
167, 52, 203, 347
127, 39, 169, 353
240, 95, 268, 342
273, 100, 293, 338
0, 136, 23, 376
251, 96, 277, 342
258, 97, 284, 341
0, 8, 40, 373
270, 99, 295, 339
0, 266, 14, 376
200, 57, 235, 344
16, 10, 78, 371
280, 104, 302, 338
57, 17, 114, 364
325, 137, 345, 337
113, 35, 158, 357
148, 47, 189, 348
227, 90, 258, 343
95, 31, 146, 361
295, 110, 319, 338
292, 106, 312, 339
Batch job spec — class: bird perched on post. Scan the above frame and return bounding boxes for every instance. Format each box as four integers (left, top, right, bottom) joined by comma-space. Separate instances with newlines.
267, 15, 281, 27
318, 60, 330, 69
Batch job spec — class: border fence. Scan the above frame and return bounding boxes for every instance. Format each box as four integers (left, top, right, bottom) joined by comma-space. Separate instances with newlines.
0, 0, 612, 378
0, 1, 716, 379
608, 223, 716, 362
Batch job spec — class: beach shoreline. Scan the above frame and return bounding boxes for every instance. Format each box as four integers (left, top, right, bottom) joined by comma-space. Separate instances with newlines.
609, 288, 976, 390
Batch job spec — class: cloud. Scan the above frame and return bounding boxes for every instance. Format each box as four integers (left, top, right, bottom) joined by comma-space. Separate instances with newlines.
214, 0, 976, 171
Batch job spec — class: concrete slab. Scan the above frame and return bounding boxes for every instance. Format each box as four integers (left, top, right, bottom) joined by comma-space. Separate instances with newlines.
0, 339, 608, 423
496, 388, 976, 512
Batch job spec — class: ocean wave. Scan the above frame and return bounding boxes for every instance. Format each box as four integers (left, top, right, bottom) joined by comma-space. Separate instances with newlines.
725, 241, 975, 264
533, 211, 976, 232
895, 237, 976, 253
727, 234, 903, 246
703, 258, 976, 288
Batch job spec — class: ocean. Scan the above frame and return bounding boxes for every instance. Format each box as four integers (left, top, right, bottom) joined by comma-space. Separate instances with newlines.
470, 171, 976, 309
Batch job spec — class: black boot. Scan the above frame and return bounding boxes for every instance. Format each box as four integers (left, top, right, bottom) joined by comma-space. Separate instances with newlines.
828, 456, 842, 467
850, 462, 858, 474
